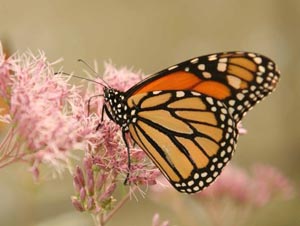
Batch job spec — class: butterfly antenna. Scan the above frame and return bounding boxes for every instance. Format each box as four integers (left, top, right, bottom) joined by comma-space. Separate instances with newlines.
77, 59, 110, 87
57, 71, 108, 87
78, 59, 98, 74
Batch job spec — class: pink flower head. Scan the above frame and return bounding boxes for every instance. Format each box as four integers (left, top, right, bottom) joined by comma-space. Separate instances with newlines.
149, 163, 294, 226
9, 52, 81, 167
197, 164, 252, 204
102, 61, 144, 92
250, 164, 294, 207
196, 163, 294, 207
0, 47, 87, 172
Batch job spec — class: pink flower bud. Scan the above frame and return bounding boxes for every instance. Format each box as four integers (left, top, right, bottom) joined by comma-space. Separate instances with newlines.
71, 196, 84, 212
86, 168, 94, 182
87, 177, 95, 196
95, 173, 107, 190
83, 156, 93, 171
99, 183, 116, 202
86, 196, 95, 211
76, 166, 85, 187
80, 187, 86, 201
105, 183, 117, 197
73, 176, 82, 193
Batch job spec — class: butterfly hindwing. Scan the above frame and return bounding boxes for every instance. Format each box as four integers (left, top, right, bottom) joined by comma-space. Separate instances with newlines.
126, 90, 238, 193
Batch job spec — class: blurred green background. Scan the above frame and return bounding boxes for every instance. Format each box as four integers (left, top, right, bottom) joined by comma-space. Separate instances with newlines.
0, 0, 299, 225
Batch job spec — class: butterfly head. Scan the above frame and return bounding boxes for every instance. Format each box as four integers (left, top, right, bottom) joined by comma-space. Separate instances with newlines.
103, 87, 130, 130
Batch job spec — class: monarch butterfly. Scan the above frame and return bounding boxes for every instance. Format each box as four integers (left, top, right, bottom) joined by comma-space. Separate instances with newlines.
99, 51, 280, 193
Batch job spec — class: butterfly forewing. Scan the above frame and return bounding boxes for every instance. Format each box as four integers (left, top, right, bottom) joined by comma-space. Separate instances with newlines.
126, 51, 280, 122
127, 90, 238, 193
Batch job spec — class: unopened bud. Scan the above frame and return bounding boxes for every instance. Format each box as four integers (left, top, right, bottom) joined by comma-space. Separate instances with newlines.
71, 196, 84, 212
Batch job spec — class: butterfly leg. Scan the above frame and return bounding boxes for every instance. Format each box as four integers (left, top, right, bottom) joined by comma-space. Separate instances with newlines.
122, 131, 132, 185
96, 104, 114, 131
87, 94, 103, 117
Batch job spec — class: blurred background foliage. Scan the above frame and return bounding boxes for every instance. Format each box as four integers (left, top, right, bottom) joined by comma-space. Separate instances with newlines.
0, 0, 299, 225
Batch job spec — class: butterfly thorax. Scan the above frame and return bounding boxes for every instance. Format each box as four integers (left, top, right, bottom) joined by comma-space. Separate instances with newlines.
103, 87, 131, 131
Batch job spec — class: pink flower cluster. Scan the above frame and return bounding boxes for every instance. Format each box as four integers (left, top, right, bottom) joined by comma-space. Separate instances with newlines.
149, 163, 294, 226
0, 44, 159, 190
196, 164, 294, 207
102, 61, 144, 92
0, 50, 83, 171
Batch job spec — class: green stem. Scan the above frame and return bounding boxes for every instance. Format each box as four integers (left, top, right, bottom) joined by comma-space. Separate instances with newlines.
101, 186, 137, 225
